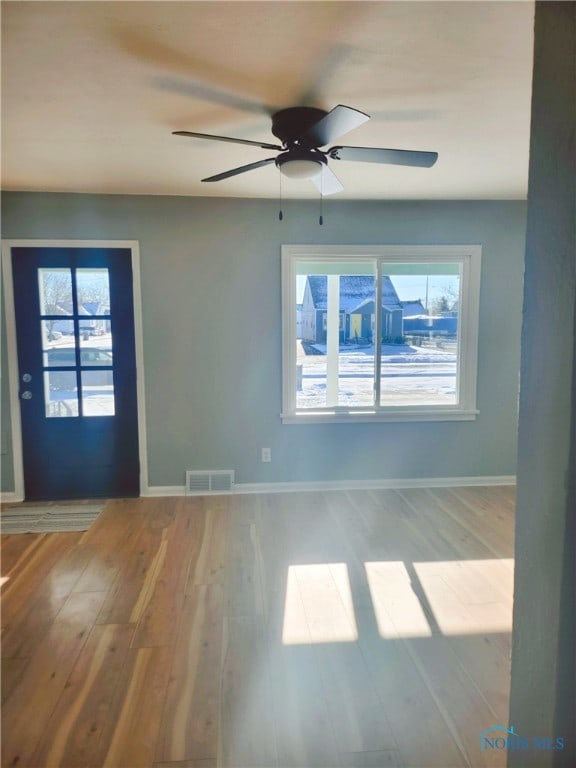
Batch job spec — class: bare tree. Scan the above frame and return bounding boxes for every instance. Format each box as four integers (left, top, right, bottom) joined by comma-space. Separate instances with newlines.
39, 271, 73, 340
431, 280, 459, 315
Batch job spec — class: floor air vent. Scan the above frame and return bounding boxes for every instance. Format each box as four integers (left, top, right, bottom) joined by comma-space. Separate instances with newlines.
185, 470, 235, 495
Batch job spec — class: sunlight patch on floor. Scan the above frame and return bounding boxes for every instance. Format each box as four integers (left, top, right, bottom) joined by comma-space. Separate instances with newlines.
414, 559, 514, 635
282, 563, 358, 644
365, 561, 433, 639
283, 558, 514, 644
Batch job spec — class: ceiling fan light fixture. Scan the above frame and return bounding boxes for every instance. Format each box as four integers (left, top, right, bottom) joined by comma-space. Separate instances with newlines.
278, 158, 323, 180
275, 149, 327, 181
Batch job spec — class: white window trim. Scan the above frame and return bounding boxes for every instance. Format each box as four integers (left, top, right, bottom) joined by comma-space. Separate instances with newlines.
281, 244, 481, 424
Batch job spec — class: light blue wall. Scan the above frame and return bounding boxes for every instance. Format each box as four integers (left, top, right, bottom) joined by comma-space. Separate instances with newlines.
1, 193, 526, 490
509, 3, 575, 764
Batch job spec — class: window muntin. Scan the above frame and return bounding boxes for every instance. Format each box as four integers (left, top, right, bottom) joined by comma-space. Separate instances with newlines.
38, 267, 114, 418
283, 246, 480, 423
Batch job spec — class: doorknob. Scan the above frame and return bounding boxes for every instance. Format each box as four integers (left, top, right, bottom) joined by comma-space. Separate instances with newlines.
21, 391, 33, 400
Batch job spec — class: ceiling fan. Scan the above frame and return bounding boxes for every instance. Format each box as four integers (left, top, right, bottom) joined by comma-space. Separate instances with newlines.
173, 104, 438, 195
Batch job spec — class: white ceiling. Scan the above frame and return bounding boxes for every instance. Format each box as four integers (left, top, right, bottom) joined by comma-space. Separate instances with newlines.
1, 1, 535, 200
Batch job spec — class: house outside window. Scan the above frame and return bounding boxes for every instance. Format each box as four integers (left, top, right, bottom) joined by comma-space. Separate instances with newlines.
282, 245, 481, 423
321, 311, 345, 334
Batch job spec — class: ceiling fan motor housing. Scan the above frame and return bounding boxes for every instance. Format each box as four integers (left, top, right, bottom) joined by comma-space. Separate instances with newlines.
271, 106, 328, 146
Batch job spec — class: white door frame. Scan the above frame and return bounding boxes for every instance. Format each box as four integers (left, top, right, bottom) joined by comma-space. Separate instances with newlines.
1, 239, 148, 501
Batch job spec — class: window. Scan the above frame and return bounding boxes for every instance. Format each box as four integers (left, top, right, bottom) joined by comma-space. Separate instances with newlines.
39, 267, 115, 417
282, 245, 481, 423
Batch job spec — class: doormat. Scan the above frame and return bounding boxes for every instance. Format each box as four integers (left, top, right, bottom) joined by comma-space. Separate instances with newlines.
0, 504, 105, 534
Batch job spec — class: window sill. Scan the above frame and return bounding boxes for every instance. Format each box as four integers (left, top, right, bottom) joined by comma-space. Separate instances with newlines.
281, 408, 479, 424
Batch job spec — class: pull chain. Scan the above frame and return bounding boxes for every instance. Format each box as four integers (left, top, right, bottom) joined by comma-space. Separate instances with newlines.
278, 169, 283, 221
319, 170, 324, 225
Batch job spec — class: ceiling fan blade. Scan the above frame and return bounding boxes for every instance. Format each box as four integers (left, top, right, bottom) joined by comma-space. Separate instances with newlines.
329, 145, 438, 168
311, 165, 344, 196
156, 76, 277, 116
298, 105, 370, 148
114, 28, 277, 116
173, 131, 282, 151
202, 157, 277, 182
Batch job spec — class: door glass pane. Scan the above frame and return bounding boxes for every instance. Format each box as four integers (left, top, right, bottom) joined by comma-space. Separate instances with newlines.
41, 321, 77, 366
44, 371, 78, 417
81, 370, 115, 416
76, 268, 111, 315
79, 330, 113, 366
381, 268, 459, 405
38, 268, 73, 315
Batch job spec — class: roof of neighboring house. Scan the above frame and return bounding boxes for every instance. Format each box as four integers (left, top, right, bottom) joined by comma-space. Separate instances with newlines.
306, 275, 401, 312
401, 300, 427, 316
350, 297, 404, 314
82, 301, 106, 315
52, 301, 105, 316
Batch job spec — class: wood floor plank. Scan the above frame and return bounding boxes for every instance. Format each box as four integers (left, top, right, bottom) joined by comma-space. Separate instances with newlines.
444, 632, 512, 723
313, 640, 398, 754
186, 496, 230, 589
56, 590, 109, 626
71, 500, 150, 594
361, 490, 440, 562
321, 490, 386, 612
254, 493, 293, 596
155, 584, 224, 764
96, 507, 166, 625
72, 546, 126, 594
29, 623, 135, 768
0, 532, 45, 577
224, 501, 265, 620
1, 591, 69, 659
2, 540, 97, 659
1, 656, 29, 705
403, 634, 507, 767
406, 489, 515, 605
218, 616, 277, 768
355, 607, 468, 768
1, 612, 98, 766
132, 498, 206, 648
263, 596, 341, 768
1, 533, 83, 637
430, 488, 514, 559
102, 645, 173, 768
397, 488, 504, 562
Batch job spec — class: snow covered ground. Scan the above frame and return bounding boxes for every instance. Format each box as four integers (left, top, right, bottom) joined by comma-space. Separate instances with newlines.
297, 343, 458, 408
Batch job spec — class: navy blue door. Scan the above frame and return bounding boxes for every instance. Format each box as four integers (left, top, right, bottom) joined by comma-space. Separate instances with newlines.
12, 247, 139, 500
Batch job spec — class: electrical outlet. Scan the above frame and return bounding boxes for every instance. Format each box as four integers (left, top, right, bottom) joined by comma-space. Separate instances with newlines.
261, 447, 271, 463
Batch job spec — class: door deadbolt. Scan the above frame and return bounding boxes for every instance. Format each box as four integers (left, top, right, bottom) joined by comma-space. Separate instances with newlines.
22, 373, 32, 383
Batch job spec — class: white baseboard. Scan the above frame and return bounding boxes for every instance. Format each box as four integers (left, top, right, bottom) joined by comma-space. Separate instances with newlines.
141, 485, 187, 497
142, 475, 516, 498
1, 476, 517, 502
1, 491, 24, 504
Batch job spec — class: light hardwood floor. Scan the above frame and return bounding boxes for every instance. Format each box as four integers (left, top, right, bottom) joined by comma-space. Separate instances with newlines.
1, 486, 515, 768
